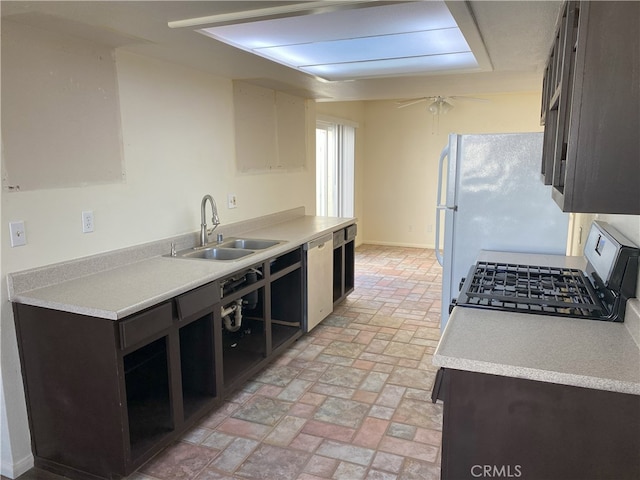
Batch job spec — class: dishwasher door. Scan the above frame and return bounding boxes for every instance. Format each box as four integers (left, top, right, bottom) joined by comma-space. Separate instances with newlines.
305, 233, 334, 332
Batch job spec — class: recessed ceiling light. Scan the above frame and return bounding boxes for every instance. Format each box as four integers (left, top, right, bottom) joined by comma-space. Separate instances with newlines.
194, 1, 483, 82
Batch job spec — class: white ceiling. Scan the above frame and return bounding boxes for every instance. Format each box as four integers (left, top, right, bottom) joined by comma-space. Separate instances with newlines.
198, 2, 483, 81
1, 1, 563, 102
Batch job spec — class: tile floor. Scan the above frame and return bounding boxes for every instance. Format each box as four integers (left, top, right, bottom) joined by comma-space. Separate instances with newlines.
10, 244, 444, 480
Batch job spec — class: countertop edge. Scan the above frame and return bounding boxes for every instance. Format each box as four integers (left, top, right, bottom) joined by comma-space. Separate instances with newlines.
10, 295, 120, 321
432, 353, 640, 396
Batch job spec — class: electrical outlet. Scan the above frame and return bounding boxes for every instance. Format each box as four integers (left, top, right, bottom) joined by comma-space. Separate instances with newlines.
227, 194, 237, 209
9, 221, 27, 247
82, 211, 94, 233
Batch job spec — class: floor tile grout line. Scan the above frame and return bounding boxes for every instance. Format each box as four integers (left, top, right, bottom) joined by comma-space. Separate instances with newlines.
14, 245, 443, 480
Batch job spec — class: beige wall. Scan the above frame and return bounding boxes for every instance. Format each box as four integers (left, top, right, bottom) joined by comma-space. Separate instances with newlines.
363, 93, 544, 247
567, 213, 597, 255
1, 47, 315, 476
2, 50, 316, 273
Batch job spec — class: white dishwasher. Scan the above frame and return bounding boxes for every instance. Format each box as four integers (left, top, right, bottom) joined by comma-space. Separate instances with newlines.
305, 233, 334, 332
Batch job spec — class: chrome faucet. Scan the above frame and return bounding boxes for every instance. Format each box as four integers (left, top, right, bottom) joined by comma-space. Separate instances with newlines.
200, 194, 220, 247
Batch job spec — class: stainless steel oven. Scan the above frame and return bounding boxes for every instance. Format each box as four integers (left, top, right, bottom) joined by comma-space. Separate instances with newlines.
453, 221, 639, 322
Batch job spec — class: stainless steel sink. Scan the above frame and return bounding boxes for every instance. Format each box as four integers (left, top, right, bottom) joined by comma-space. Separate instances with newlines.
220, 238, 281, 250
178, 247, 254, 261
168, 237, 282, 262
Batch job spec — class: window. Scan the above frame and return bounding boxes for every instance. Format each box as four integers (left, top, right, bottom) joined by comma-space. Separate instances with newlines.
316, 118, 356, 217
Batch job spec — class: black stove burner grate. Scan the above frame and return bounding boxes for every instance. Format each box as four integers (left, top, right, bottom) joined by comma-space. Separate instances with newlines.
459, 262, 606, 318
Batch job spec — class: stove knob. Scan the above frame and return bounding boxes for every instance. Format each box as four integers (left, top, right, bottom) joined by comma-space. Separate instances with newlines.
449, 299, 457, 314
459, 278, 466, 291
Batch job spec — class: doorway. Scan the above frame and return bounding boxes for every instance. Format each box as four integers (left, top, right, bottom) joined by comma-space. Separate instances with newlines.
315, 120, 355, 217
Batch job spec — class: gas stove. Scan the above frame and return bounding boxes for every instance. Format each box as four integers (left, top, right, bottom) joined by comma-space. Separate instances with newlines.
454, 222, 639, 322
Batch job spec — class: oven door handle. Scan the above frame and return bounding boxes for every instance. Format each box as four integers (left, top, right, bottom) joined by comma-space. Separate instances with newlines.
435, 145, 453, 266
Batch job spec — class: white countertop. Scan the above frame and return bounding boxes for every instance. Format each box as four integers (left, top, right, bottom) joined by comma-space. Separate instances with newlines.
433, 251, 640, 395
8, 214, 355, 320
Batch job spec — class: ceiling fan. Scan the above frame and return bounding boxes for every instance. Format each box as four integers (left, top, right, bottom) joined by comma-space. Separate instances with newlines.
396, 95, 489, 115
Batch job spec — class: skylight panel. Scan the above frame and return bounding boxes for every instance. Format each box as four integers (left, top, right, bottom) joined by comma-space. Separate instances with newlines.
255, 29, 472, 67
201, 2, 458, 48
197, 1, 480, 81
301, 52, 479, 81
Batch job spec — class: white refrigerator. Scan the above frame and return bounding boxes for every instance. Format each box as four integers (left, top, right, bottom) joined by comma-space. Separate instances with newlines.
436, 133, 570, 330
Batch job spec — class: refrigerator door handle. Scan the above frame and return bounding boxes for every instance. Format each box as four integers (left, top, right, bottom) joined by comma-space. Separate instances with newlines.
435, 145, 453, 266
436, 205, 454, 266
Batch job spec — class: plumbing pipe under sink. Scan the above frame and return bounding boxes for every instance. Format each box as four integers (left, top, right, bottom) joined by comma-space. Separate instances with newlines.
221, 299, 243, 332
221, 268, 260, 332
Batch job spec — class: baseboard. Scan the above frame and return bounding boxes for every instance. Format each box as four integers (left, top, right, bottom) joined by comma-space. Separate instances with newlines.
1, 452, 34, 479
363, 240, 435, 249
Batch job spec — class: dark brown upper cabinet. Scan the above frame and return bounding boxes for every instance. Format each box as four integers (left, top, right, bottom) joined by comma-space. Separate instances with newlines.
540, 1, 639, 214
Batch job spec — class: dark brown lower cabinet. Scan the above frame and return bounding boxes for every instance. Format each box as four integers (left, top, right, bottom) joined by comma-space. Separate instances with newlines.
14, 299, 214, 480
333, 224, 356, 305
15, 306, 135, 479
123, 335, 174, 463
435, 368, 640, 480
13, 248, 307, 480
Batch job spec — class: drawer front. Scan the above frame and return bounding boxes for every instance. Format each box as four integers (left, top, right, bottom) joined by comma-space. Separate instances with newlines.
176, 281, 219, 321
333, 229, 345, 248
345, 224, 357, 242
119, 302, 173, 349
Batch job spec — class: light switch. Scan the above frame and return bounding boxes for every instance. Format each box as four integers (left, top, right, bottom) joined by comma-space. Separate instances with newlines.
9, 221, 27, 247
